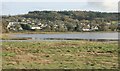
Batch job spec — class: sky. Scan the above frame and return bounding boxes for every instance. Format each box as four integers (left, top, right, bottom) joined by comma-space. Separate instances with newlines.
1, 0, 119, 15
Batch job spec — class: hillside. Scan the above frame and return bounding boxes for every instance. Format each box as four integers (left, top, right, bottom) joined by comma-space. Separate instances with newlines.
1, 11, 119, 33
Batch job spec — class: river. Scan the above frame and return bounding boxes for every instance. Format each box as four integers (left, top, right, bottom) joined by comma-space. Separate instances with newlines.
9, 32, 118, 41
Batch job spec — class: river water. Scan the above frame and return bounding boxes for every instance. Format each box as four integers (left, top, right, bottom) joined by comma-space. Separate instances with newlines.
12, 32, 118, 41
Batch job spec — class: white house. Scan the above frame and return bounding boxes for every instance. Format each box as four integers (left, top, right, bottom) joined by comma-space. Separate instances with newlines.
93, 26, 98, 30
7, 22, 28, 29
38, 23, 42, 26
7, 22, 20, 29
31, 27, 41, 30
106, 23, 111, 25
31, 25, 41, 30
82, 28, 90, 31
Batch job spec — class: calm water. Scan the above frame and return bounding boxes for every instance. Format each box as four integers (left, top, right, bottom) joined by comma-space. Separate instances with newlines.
13, 32, 118, 41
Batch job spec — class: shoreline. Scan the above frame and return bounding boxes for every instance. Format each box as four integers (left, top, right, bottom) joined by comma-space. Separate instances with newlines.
2, 31, 118, 34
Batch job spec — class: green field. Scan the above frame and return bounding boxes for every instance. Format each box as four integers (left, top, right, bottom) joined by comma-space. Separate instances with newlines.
2, 41, 118, 69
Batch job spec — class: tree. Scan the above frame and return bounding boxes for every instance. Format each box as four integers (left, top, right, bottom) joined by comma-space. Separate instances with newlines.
98, 23, 109, 31
75, 24, 82, 32
117, 24, 120, 31
1, 20, 9, 33
109, 24, 117, 31
65, 22, 75, 31
21, 24, 31, 30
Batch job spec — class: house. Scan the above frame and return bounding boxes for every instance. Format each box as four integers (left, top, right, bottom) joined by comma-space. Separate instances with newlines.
31, 25, 41, 30
18, 27, 23, 30
81, 23, 99, 31
7, 22, 27, 31
91, 26, 99, 31
82, 23, 91, 31
82, 28, 91, 31
7, 22, 20, 29
54, 24, 58, 28
38, 23, 47, 28
38, 23, 42, 26
106, 23, 111, 25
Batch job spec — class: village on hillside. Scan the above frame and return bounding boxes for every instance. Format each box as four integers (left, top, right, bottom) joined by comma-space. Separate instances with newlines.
7, 18, 99, 32
2, 11, 119, 32
6, 17, 119, 32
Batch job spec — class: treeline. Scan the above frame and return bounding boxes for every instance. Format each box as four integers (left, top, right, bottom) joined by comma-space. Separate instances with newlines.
24, 11, 118, 21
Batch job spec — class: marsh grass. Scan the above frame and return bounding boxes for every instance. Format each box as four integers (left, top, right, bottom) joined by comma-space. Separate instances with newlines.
2, 41, 118, 69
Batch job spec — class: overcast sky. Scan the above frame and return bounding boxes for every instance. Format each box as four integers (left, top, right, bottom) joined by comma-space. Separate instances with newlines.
1, 0, 119, 15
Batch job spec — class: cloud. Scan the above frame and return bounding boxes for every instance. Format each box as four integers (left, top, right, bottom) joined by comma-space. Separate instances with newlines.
103, 1, 118, 10
87, 1, 118, 12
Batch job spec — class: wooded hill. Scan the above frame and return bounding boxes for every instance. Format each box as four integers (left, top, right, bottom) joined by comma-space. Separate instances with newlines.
25, 11, 118, 21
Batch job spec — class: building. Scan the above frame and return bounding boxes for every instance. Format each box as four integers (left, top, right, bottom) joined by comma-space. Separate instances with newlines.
82, 28, 91, 31
31, 25, 41, 30
91, 26, 99, 31
7, 22, 20, 29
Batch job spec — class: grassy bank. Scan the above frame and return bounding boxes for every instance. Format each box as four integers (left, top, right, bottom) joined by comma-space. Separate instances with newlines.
1, 34, 11, 40
2, 31, 118, 34
2, 41, 118, 69
1, 33, 32, 40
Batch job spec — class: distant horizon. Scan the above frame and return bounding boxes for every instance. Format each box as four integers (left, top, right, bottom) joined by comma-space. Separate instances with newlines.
2, 2, 118, 15
1, 9, 118, 16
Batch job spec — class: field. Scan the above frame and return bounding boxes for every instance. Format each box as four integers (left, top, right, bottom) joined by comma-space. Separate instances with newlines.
2, 40, 118, 69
